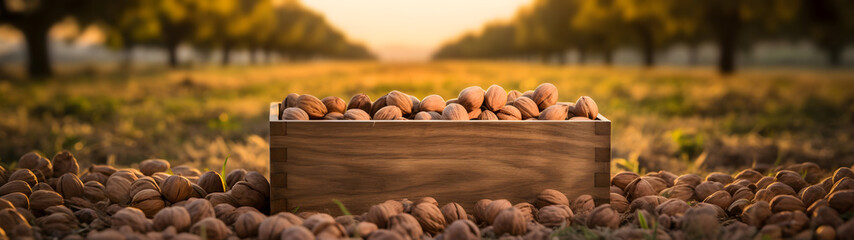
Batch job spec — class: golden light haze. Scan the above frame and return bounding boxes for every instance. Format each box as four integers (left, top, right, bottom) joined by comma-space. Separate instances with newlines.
1, 0, 529, 63
300, 0, 531, 62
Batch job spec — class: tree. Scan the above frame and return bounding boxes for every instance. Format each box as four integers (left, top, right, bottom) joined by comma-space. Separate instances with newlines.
435, 0, 579, 62
433, 21, 520, 60
667, 5, 708, 66
514, 0, 579, 63
336, 42, 375, 59
244, 0, 275, 63
433, 33, 477, 59
571, 0, 626, 65
101, 0, 160, 68
262, 1, 372, 61
267, 1, 312, 60
611, 0, 681, 67
154, 0, 208, 68
799, 0, 854, 66
294, 13, 333, 59
197, 0, 272, 66
478, 22, 519, 58
680, 0, 799, 74
0, 0, 105, 78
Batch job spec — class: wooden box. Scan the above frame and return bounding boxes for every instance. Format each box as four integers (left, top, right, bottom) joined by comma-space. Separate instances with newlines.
269, 102, 611, 214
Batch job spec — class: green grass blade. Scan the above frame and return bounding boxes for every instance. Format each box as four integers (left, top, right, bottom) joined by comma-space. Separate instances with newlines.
650, 219, 659, 240
332, 199, 351, 216
580, 227, 597, 240
221, 154, 230, 191
638, 211, 649, 229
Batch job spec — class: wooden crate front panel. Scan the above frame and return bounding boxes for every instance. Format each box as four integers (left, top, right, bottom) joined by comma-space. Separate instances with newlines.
269, 105, 611, 215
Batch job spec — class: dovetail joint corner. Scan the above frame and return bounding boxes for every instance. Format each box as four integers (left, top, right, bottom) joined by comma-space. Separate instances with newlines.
595, 121, 610, 136
595, 147, 610, 162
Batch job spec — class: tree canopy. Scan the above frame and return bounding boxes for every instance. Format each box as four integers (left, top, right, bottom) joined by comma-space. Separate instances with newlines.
0, 0, 374, 78
434, 0, 843, 74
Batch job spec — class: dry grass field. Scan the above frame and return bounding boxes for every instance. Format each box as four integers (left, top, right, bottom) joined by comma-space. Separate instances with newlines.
1, 61, 853, 175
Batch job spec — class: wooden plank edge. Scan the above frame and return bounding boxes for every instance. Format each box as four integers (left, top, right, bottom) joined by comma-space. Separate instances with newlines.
270, 102, 280, 121
270, 101, 610, 123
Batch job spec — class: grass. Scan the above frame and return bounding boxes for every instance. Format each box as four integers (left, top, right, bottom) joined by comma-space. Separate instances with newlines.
220, 154, 229, 191
333, 199, 352, 216
1, 61, 853, 174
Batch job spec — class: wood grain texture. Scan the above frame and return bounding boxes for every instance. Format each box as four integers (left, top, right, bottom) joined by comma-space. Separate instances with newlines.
270, 102, 280, 121
268, 103, 611, 214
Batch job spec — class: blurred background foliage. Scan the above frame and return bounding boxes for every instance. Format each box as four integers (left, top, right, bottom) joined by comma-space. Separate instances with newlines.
1, 0, 853, 79
434, 0, 854, 74
0, 0, 374, 79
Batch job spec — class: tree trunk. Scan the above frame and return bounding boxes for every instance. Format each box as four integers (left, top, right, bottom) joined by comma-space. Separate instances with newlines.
717, 37, 736, 74
249, 46, 257, 64
639, 27, 655, 68
539, 52, 549, 63
603, 49, 613, 66
22, 24, 52, 78
826, 45, 842, 67
578, 48, 586, 65
688, 44, 699, 66
555, 51, 566, 65
204, 50, 216, 63
642, 47, 654, 68
166, 42, 179, 68
714, 11, 740, 75
121, 44, 134, 71
716, 26, 737, 75
221, 42, 231, 66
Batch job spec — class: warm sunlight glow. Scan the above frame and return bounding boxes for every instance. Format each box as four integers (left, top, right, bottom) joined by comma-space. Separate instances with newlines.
300, 0, 531, 62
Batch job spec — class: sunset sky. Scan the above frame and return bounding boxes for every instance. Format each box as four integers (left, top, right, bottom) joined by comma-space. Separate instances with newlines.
0, 0, 532, 63
300, 0, 530, 62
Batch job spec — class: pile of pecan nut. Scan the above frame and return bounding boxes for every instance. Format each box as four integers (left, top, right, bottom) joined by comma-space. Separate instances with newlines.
279, 83, 599, 121
2, 151, 852, 240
